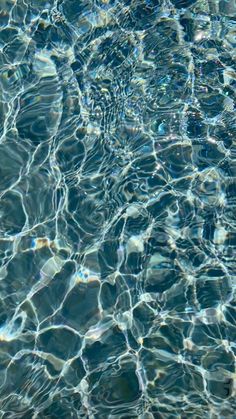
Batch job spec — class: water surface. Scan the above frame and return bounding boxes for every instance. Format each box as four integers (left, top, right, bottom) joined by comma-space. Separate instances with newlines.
0, 0, 236, 417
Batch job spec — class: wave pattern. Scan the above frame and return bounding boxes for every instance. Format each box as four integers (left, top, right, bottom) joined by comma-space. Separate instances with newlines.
0, 0, 236, 417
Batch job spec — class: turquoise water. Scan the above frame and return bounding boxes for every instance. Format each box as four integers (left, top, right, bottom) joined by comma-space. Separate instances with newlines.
0, 0, 236, 417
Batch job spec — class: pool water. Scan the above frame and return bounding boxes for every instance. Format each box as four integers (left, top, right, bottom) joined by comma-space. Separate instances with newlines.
0, 0, 235, 417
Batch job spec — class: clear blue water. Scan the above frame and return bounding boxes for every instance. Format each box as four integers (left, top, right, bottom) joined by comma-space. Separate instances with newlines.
0, 0, 236, 417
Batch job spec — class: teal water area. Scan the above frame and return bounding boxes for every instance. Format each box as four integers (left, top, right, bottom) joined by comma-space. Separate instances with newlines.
0, 0, 236, 417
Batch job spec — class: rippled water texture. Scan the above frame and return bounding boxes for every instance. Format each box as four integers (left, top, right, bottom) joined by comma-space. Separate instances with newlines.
0, 0, 236, 417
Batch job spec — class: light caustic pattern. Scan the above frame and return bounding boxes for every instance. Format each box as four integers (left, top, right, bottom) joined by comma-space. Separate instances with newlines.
0, 0, 236, 417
